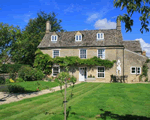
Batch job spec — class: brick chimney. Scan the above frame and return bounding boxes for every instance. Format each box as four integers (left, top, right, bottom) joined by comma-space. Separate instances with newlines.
46, 21, 51, 34
142, 50, 146, 56
116, 16, 121, 30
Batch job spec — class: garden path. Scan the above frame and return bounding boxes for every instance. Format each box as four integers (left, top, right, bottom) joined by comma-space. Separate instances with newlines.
0, 81, 82, 105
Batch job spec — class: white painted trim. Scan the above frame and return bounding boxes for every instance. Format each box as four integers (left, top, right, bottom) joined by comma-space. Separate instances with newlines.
52, 66, 60, 76
75, 35, 82, 41
97, 49, 105, 59
51, 35, 58, 41
52, 50, 60, 58
79, 49, 87, 59
130, 66, 141, 74
79, 67, 86, 81
96, 66, 105, 78
125, 49, 147, 58
97, 33, 104, 40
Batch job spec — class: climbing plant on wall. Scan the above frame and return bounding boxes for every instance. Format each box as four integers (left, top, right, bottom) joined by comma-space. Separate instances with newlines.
34, 49, 116, 74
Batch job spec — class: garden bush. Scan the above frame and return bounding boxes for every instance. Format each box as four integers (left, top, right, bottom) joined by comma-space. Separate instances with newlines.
18, 66, 45, 81
16, 77, 24, 82
8, 84, 25, 93
0, 76, 5, 84
5, 78, 10, 84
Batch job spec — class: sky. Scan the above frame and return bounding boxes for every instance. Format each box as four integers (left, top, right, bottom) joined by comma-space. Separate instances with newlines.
0, 0, 150, 57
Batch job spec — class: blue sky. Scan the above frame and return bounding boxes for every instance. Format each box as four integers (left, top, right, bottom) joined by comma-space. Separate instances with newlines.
0, 0, 150, 57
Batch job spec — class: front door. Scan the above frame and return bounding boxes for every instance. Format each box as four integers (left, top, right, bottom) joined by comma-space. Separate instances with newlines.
79, 67, 86, 81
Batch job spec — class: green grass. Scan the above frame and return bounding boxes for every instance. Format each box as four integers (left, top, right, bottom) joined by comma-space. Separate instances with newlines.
0, 83, 150, 120
0, 81, 60, 92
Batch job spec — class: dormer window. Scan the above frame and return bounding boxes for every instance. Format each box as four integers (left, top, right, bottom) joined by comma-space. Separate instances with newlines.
97, 33, 104, 40
75, 35, 82, 41
51, 35, 57, 41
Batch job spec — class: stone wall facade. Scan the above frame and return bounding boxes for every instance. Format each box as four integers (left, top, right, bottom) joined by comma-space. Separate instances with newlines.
41, 47, 147, 82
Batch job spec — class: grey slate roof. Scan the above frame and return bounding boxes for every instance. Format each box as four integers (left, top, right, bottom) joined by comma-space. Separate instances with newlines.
38, 29, 142, 52
123, 40, 142, 52
38, 29, 123, 48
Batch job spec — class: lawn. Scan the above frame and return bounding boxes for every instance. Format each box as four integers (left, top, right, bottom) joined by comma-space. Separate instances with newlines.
0, 81, 60, 92
0, 82, 150, 120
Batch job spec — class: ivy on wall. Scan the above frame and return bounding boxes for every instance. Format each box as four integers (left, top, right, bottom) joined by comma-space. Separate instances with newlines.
34, 49, 116, 74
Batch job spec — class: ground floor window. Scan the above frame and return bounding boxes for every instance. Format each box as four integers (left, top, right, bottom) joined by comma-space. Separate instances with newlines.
131, 67, 141, 74
97, 67, 105, 78
52, 67, 60, 76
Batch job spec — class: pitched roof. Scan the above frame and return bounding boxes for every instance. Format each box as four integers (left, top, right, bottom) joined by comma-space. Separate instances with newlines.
123, 40, 142, 52
38, 29, 123, 48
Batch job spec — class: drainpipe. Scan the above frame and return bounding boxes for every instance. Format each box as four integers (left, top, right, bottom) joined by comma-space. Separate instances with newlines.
123, 47, 125, 82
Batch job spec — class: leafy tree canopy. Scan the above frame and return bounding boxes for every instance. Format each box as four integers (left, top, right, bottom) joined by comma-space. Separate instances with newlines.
10, 11, 64, 66
114, 0, 150, 33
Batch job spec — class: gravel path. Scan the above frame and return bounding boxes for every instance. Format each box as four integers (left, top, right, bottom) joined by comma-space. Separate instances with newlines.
0, 82, 82, 105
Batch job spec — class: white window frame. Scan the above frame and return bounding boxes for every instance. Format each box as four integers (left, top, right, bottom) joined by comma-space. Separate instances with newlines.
53, 50, 60, 58
51, 35, 57, 41
52, 67, 60, 76
97, 33, 104, 40
97, 66, 105, 78
130, 67, 141, 74
75, 35, 82, 41
97, 49, 105, 59
79, 49, 87, 59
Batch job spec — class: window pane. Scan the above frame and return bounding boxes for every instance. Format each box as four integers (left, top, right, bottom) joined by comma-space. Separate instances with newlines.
79, 35, 81, 40
98, 67, 104, 72
98, 73, 104, 77
53, 50, 59, 58
98, 49, 105, 59
132, 67, 135, 73
80, 49, 86, 58
76, 36, 78, 40
98, 33, 100, 39
101, 33, 103, 39
137, 67, 140, 74
55, 36, 57, 40
53, 67, 59, 76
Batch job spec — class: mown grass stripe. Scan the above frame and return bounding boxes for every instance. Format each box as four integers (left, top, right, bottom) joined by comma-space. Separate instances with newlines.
1, 83, 97, 120
32, 83, 102, 120
0, 82, 86, 110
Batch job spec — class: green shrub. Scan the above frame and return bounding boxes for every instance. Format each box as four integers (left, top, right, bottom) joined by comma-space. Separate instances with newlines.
8, 84, 25, 93
0, 64, 28, 73
5, 78, 10, 84
9, 72, 17, 80
16, 78, 24, 82
70, 76, 77, 84
0, 76, 5, 84
18, 66, 45, 81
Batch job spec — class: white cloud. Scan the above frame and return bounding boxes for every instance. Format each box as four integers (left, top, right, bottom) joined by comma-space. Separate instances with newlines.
86, 13, 99, 23
64, 4, 74, 14
135, 38, 150, 57
64, 4, 82, 14
94, 18, 116, 29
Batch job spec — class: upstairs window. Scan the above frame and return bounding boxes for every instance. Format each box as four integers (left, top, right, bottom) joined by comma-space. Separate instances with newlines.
131, 67, 141, 74
98, 49, 105, 59
97, 33, 104, 40
53, 50, 59, 58
80, 49, 86, 58
75, 35, 82, 41
51, 35, 57, 41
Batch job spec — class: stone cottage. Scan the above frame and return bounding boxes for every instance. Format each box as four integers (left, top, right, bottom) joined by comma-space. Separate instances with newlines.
38, 18, 148, 82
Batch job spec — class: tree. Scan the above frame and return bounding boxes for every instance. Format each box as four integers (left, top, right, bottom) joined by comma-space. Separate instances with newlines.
10, 11, 64, 66
0, 22, 22, 64
114, 0, 150, 33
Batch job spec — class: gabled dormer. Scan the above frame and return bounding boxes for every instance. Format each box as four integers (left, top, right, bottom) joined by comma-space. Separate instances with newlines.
97, 30, 104, 40
75, 31, 82, 41
51, 32, 58, 41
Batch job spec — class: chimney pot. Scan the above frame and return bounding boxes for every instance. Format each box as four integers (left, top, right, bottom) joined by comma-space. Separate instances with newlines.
142, 51, 146, 56
46, 21, 51, 34
116, 16, 121, 30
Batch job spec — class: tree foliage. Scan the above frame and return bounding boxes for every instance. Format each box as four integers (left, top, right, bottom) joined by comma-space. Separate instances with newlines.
10, 11, 64, 66
114, 0, 150, 33
0, 23, 22, 64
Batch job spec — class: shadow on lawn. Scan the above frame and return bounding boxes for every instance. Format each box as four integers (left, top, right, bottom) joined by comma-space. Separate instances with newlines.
96, 109, 150, 120
0, 85, 39, 102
